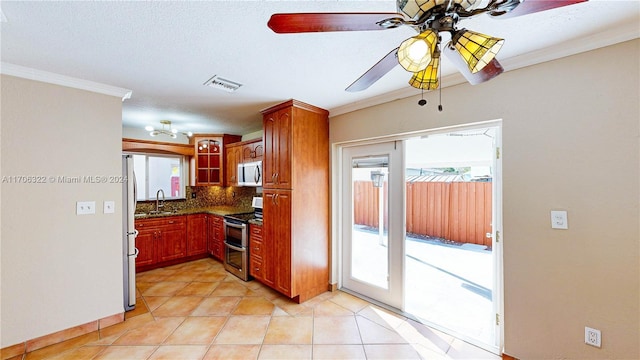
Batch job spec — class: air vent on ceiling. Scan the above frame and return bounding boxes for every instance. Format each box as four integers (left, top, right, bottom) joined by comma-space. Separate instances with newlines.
203, 75, 242, 93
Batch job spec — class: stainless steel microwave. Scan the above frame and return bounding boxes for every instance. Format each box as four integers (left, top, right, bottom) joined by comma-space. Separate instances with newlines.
238, 160, 262, 187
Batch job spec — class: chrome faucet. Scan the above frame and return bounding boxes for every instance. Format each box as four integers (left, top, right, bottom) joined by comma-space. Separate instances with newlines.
155, 189, 165, 213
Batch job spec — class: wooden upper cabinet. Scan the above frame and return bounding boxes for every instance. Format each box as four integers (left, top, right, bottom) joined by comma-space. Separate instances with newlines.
262, 107, 292, 189
242, 139, 264, 162
226, 143, 242, 186
195, 137, 222, 186
193, 134, 241, 186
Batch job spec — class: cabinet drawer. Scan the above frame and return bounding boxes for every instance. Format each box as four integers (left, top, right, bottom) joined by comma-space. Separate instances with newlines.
136, 216, 186, 229
250, 224, 262, 237
250, 238, 263, 259
250, 257, 264, 279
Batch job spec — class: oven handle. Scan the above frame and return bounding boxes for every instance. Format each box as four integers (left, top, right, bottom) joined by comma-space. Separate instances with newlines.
224, 220, 247, 230
224, 241, 246, 252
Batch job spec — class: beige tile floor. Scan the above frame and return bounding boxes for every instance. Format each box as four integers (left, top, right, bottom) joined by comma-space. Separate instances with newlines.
22, 258, 501, 360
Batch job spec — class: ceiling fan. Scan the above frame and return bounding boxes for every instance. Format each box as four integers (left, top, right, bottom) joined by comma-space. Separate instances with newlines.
268, 0, 587, 95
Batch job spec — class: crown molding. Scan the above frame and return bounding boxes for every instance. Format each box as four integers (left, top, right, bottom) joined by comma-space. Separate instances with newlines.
329, 22, 639, 118
0, 62, 132, 101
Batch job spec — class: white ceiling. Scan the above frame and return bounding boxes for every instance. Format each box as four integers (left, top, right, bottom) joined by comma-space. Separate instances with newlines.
1, 1, 638, 136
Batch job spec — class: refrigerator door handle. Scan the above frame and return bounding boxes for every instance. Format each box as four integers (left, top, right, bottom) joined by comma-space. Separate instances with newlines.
127, 229, 139, 237
133, 247, 139, 258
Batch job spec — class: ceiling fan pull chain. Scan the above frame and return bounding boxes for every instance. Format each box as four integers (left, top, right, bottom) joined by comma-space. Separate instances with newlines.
438, 62, 443, 112
418, 88, 427, 106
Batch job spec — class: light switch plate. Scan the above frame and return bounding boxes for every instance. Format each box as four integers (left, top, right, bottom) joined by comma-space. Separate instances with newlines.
551, 210, 568, 229
77, 201, 96, 215
104, 201, 115, 214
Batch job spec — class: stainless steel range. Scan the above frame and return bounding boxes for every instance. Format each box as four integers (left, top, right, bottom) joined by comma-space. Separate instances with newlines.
223, 197, 262, 281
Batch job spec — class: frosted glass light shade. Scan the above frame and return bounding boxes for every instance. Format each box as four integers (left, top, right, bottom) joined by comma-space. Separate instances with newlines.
398, 30, 438, 72
452, 29, 504, 73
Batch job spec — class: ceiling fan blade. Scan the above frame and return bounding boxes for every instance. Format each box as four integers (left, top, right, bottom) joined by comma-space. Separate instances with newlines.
493, 0, 587, 19
443, 45, 504, 85
346, 48, 399, 92
268, 13, 404, 33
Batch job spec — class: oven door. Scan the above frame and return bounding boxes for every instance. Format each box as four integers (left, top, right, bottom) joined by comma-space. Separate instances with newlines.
224, 220, 247, 248
224, 241, 249, 281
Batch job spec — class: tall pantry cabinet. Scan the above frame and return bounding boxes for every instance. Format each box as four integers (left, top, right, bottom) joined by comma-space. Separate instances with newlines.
261, 99, 329, 303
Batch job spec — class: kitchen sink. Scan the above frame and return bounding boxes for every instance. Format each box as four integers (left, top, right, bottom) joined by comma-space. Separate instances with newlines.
148, 211, 175, 215
135, 211, 176, 218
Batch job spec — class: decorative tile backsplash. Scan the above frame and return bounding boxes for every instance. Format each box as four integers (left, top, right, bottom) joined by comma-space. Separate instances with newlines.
136, 186, 258, 213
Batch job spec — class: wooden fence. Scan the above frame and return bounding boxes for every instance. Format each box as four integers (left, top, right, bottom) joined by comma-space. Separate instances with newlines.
353, 181, 492, 246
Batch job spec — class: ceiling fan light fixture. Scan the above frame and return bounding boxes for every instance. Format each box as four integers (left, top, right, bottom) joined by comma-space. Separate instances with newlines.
398, 29, 437, 72
409, 48, 441, 90
452, 29, 504, 73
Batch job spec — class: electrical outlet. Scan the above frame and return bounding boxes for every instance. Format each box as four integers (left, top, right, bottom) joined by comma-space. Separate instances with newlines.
585, 327, 601, 348
551, 210, 568, 229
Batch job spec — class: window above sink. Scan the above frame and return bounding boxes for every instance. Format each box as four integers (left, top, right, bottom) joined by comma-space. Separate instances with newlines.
128, 153, 187, 201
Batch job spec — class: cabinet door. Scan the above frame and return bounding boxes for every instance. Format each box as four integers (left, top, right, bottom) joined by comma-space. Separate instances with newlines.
226, 145, 241, 186
135, 227, 156, 267
264, 189, 292, 296
263, 108, 291, 189
195, 137, 222, 186
157, 219, 186, 262
187, 214, 208, 256
263, 115, 278, 188
208, 215, 224, 260
242, 141, 264, 162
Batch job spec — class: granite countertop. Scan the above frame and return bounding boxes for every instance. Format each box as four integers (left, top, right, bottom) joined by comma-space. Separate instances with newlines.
134, 206, 254, 219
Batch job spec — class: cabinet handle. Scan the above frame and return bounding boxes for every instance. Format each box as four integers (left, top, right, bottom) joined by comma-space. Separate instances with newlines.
255, 247, 260, 251
168, 220, 174, 224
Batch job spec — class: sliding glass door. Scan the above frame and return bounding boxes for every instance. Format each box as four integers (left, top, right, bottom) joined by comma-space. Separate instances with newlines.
339, 124, 502, 353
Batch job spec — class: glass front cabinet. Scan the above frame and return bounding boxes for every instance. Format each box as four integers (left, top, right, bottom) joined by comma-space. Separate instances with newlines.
193, 135, 241, 186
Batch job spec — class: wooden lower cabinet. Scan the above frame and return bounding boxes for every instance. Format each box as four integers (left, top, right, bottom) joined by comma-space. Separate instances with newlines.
186, 214, 208, 256
208, 215, 224, 261
263, 189, 295, 298
156, 218, 187, 262
135, 225, 155, 268
135, 216, 187, 271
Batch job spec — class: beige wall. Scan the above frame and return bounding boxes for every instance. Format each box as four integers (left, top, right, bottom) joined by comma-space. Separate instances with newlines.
1, 75, 124, 347
330, 39, 639, 359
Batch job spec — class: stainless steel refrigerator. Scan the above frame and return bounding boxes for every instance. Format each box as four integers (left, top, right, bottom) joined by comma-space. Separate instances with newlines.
122, 155, 138, 311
